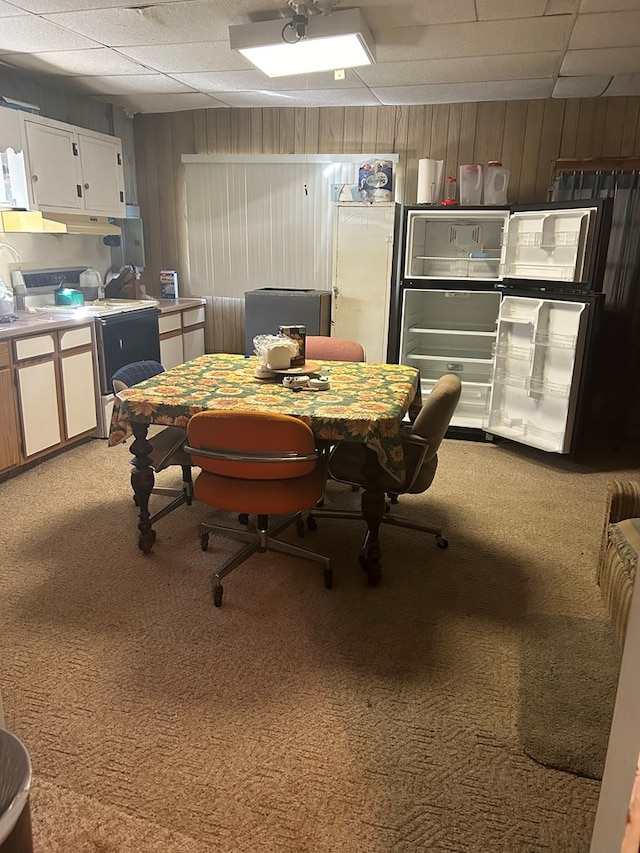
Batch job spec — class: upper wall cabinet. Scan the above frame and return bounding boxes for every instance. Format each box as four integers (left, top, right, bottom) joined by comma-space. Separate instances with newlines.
0, 108, 126, 218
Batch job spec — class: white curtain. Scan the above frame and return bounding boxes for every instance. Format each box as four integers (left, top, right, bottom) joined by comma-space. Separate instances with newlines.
183, 154, 397, 299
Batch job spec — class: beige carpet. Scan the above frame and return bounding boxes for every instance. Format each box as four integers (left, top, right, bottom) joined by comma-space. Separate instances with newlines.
0, 434, 636, 852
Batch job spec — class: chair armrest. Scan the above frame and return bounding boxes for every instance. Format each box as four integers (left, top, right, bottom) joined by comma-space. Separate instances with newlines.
606, 481, 640, 525
598, 481, 640, 577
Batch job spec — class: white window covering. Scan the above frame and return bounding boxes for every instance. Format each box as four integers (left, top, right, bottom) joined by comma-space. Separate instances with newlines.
183, 154, 398, 299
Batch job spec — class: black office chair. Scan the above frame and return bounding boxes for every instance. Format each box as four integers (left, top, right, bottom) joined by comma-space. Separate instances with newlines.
111, 360, 194, 525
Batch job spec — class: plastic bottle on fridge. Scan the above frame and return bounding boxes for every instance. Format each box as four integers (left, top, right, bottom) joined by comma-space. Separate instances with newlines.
442, 176, 458, 206
483, 161, 510, 205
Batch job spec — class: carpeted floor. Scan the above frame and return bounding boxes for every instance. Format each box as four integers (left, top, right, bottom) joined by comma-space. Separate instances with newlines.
0, 435, 636, 852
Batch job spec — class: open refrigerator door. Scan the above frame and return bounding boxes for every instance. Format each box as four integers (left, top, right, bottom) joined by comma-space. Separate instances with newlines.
483, 295, 590, 453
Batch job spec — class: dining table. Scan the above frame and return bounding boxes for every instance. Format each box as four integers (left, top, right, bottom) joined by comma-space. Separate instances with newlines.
109, 353, 422, 581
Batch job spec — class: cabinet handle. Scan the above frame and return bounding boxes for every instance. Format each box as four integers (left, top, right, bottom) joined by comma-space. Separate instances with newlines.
77, 184, 82, 197
119, 191, 124, 202
117, 153, 122, 165
72, 142, 79, 156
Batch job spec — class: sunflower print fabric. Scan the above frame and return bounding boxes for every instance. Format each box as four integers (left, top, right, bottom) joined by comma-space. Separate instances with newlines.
109, 354, 421, 482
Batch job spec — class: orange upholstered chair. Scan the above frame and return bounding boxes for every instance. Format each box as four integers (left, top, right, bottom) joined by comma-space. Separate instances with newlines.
305, 336, 365, 363
185, 410, 331, 607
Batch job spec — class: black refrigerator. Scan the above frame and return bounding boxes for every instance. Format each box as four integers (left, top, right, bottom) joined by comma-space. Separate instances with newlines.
389, 199, 613, 454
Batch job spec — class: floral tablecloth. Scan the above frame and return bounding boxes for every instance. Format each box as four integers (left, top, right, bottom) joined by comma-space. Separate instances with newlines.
109, 354, 421, 482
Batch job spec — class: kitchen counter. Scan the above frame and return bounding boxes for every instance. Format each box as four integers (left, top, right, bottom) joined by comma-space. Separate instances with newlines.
0, 309, 97, 341
157, 297, 207, 314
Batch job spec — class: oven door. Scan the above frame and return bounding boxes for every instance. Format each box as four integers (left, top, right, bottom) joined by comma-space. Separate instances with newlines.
96, 309, 161, 394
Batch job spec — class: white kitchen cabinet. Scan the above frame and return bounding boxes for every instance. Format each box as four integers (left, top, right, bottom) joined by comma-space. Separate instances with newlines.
12, 323, 97, 461
160, 333, 184, 370
14, 112, 125, 217
16, 359, 61, 457
59, 326, 98, 438
159, 303, 206, 368
332, 203, 397, 363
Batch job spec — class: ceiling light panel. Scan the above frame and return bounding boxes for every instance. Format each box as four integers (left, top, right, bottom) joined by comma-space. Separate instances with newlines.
229, 8, 375, 78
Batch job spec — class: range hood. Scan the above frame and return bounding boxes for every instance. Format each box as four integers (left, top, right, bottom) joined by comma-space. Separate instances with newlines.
40, 213, 121, 236
1, 209, 121, 235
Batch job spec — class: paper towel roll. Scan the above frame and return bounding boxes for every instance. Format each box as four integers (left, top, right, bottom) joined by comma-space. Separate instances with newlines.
417, 158, 444, 204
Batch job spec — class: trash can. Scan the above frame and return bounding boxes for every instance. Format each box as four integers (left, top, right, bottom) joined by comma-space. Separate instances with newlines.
244, 288, 331, 354
0, 730, 33, 853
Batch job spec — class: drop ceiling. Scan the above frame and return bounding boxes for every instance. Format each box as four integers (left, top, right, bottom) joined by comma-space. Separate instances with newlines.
0, 0, 639, 114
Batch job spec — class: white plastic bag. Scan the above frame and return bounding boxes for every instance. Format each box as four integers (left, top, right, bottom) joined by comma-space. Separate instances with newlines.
0, 279, 15, 317
252, 334, 299, 369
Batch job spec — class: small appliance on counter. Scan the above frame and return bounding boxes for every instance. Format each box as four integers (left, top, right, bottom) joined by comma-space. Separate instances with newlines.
54, 286, 84, 306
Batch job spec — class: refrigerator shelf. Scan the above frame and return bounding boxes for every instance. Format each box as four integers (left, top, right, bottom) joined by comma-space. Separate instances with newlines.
493, 343, 532, 361
409, 257, 501, 278
407, 351, 493, 364
492, 370, 570, 398
485, 412, 565, 451
409, 326, 497, 336
533, 331, 578, 349
502, 263, 577, 280
504, 229, 582, 249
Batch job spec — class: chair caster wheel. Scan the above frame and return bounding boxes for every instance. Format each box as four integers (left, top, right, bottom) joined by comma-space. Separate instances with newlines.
212, 583, 223, 607
307, 516, 318, 532
324, 567, 333, 590
200, 531, 209, 551
238, 513, 249, 525
296, 518, 305, 537
436, 536, 448, 549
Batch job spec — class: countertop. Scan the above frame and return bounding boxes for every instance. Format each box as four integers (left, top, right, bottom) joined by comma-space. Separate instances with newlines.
157, 297, 206, 314
0, 296, 207, 342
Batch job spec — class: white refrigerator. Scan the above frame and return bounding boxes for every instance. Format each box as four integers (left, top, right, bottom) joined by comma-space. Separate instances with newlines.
393, 200, 613, 454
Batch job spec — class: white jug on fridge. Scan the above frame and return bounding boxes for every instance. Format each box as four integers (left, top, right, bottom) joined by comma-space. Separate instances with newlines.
458, 164, 483, 205
483, 161, 510, 205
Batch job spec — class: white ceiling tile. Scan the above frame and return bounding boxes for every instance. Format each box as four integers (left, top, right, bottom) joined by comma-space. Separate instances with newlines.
359, 0, 476, 28
106, 92, 226, 114
216, 87, 381, 108
552, 75, 611, 97
476, 0, 549, 19
561, 47, 640, 76
604, 72, 640, 95
117, 41, 246, 74
0, 2, 29, 15
55, 74, 194, 95
570, 11, 640, 49
0, 13, 100, 52
374, 16, 571, 63
172, 67, 367, 92
579, 0, 640, 11
373, 79, 554, 104
357, 52, 559, 87
0, 47, 153, 75
40, 0, 287, 47
544, 0, 579, 13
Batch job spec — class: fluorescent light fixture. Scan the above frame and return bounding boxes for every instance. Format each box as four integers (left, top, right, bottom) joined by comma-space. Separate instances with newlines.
229, 8, 375, 78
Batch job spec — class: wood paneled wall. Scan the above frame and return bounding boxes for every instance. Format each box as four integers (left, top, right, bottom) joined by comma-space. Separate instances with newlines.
134, 98, 640, 352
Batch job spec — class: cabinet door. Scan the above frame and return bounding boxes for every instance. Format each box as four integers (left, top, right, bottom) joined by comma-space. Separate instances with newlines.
160, 333, 184, 370
332, 204, 395, 363
0, 367, 21, 471
78, 133, 125, 215
23, 119, 83, 211
16, 360, 61, 457
60, 350, 97, 439
183, 327, 205, 362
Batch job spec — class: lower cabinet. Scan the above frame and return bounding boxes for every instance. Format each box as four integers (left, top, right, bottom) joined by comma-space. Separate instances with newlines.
159, 303, 206, 369
9, 323, 97, 468
0, 342, 21, 473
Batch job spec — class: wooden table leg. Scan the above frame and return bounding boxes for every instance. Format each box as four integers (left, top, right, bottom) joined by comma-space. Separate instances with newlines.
130, 421, 156, 554
359, 446, 386, 586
